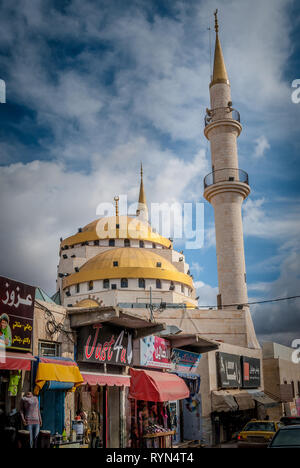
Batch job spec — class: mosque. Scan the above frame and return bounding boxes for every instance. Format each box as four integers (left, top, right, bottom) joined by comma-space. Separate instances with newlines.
55, 165, 198, 311
51, 12, 263, 445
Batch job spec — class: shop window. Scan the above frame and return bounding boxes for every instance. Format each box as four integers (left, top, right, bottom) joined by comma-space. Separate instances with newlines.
88, 281, 94, 291
103, 279, 110, 289
124, 239, 130, 247
109, 239, 115, 247
139, 278, 145, 289
121, 278, 128, 288
156, 279, 162, 289
38, 341, 61, 358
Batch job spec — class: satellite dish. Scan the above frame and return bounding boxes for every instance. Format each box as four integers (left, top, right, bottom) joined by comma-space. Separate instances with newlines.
0, 79, 6, 104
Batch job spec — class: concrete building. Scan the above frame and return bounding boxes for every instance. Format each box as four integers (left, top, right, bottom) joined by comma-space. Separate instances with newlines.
263, 342, 300, 421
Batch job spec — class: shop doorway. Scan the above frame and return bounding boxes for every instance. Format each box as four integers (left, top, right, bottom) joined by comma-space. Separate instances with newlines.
40, 391, 65, 435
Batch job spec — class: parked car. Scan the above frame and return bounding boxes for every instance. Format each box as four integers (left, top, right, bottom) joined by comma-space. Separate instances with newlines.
268, 425, 300, 448
237, 420, 281, 448
280, 416, 300, 426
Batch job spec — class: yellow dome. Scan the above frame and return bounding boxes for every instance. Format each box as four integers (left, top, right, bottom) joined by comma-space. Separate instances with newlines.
61, 216, 172, 249
75, 299, 101, 308
63, 247, 193, 289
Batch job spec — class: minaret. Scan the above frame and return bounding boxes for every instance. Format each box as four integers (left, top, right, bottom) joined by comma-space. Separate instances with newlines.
136, 163, 149, 222
204, 11, 250, 308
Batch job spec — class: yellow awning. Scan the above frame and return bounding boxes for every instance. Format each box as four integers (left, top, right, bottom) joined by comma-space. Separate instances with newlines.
34, 359, 84, 395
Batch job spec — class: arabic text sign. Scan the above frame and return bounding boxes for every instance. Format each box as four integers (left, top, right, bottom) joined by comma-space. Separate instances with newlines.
140, 336, 172, 369
0, 276, 35, 351
171, 348, 201, 373
217, 352, 242, 389
241, 356, 261, 388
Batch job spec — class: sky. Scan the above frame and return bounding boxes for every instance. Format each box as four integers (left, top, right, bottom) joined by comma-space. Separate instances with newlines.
0, 0, 299, 347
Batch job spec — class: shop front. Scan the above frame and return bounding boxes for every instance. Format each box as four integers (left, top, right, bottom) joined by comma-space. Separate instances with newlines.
129, 367, 190, 448
0, 276, 36, 447
33, 356, 83, 446
212, 352, 263, 444
75, 323, 133, 448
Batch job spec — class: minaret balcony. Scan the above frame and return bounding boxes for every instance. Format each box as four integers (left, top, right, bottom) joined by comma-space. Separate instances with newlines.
204, 107, 240, 127
204, 168, 249, 189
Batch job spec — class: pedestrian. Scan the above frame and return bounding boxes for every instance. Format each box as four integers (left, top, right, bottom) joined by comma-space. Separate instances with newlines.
20, 391, 42, 448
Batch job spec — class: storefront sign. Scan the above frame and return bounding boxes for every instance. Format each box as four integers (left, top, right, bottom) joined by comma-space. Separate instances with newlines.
171, 348, 201, 373
216, 352, 242, 389
241, 356, 261, 388
77, 324, 133, 366
140, 336, 171, 369
0, 276, 35, 352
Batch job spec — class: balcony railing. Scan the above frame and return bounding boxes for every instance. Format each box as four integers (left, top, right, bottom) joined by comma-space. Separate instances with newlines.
204, 107, 240, 127
204, 168, 249, 189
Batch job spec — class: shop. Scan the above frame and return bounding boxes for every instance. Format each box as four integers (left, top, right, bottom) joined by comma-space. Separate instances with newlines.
130, 333, 218, 448
211, 352, 264, 444
129, 367, 190, 448
33, 356, 83, 446
0, 276, 36, 447
75, 322, 133, 448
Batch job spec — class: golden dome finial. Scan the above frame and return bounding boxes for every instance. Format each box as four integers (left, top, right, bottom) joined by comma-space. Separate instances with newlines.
210, 10, 229, 88
214, 9, 219, 33
114, 195, 119, 217
136, 163, 148, 221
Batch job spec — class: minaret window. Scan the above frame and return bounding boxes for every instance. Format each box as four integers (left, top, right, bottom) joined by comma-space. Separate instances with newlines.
103, 279, 110, 289
124, 239, 130, 247
139, 240, 145, 248
88, 281, 94, 291
121, 278, 128, 288
156, 262, 162, 268
113, 261, 118, 267
138, 278, 145, 289
156, 279, 161, 289
109, 239, 115, 247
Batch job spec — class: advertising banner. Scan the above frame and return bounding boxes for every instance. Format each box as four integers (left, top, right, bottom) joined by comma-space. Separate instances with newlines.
0, 276, 35, 352
242, 356, 261, 388
216, 352, 242, 388
140, 336, 172, 369
77, 324, 133, 366
171, 348, 201, 373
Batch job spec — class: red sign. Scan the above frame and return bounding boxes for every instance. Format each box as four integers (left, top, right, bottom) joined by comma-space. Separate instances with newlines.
0, 276, 35, 351
140, 336, 172, 369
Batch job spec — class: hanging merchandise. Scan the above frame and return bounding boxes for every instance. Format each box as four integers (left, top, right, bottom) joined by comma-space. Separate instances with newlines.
8, 371, 21, 397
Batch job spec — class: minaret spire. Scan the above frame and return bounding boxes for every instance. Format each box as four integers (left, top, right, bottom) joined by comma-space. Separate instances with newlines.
210, 9, 229, 88
136, 163, 149, 222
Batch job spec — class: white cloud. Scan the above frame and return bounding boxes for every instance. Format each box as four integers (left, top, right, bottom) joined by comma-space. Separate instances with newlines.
194, 281, 219, 307
254, 135, 270, 158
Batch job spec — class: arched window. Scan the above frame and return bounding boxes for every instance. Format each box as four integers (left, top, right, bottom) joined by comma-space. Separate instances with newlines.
169, 281, 175, 291
109, 239, 115, 247
88, 281, 94, 291
121, 278, 128, 288
139, 278, 145, 289
103, 279, 110, 289
124, 239, 130, 247
152, 243, 156, 249
156, 279, 161, 289
139, 240, 145, 248
76, 284, 80, 293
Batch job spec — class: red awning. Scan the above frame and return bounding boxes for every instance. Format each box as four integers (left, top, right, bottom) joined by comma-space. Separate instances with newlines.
0, 352, 35, 371
129, 368, 190, 402
81, 372, 130, 387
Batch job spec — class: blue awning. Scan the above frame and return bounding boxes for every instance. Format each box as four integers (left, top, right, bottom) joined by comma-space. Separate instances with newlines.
45, 381, 74, 391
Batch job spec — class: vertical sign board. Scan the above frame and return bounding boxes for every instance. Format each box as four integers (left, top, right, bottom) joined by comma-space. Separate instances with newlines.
216, 352, 242, 389
0, 276, 35, 352
241, 356, 261, 388
77, 324, 133, 366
